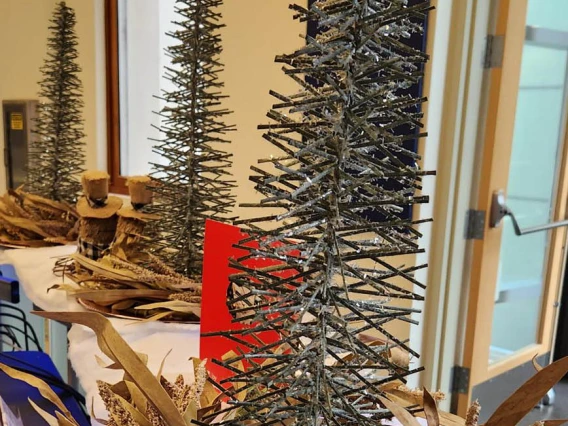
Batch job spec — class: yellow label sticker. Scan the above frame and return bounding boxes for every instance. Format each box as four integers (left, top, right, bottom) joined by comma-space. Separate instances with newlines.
10, 113, 24, 131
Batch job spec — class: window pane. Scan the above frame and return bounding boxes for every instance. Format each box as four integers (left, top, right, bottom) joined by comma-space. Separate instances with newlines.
527, 0, 568, 33
489, 42, 568, 363
118, 0, 177, 176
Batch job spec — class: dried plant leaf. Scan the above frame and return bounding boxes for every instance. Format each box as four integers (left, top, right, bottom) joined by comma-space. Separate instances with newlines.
0, 239, 50, 248
380, 379, 406, 392
19, 191, 78, 216
542, 421, 568, 426
200, 380, 219, 409
0, 213, 51, 238
439, 411, 466, 426
111, 300, 138, 310
423, 388, 440, 426
55, 412, 78, 426
134, 301, 201, 315
95, 352, 148, 370
157, 349, 173, 380
378, 395, 421, 426
222, 350, 247, 402
485, 357, 568, 426
183, 400, 198, 422
533, 355, 543, 372
71, 254, 139, 282
384, 388, 421, 407
112, 392, 153, 426
382, 385, 444, 407
197, 402, 221, 422
48, 284, 80, 294
0, 363, 75, 422
94, 354, 108, 368
134, 311, 175, 323
73, 289, 172, 304
0, 189, 77, 248
28, 399, 59, 426
89, 397, 108, 425
125, 381, 148, 412
33, 311, 187, 426
343, 337, 409, 368
55, 248, 201, 321
110, 381, 131, 400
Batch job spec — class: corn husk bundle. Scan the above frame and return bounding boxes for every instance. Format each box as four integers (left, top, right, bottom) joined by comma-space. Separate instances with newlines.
0, 188, 78, 248
95, 358, 222, 426
3, 312, 568, 426
53, 252, 202, 322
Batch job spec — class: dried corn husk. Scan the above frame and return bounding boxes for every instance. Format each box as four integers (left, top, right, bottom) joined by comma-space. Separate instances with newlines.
0, 188, 78, 248
54, 253, 202, 322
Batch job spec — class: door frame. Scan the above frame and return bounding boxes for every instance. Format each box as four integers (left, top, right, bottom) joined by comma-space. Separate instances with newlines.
411, 0, 496, 413
416, 0, 568, 414
456, 0, 568, 414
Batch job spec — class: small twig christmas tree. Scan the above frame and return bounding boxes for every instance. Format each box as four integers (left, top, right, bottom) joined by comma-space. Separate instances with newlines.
149, 0, 236, 279
208, 0, 432, 424
27, 1, 85, 204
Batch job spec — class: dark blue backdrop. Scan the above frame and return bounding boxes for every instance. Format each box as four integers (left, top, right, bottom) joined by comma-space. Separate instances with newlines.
305, 0, 428, 221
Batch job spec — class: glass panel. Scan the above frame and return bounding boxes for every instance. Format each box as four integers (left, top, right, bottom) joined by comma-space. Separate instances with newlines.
117, 0, 177, 176
489, 41, 568, 363
526, 0, 568, 34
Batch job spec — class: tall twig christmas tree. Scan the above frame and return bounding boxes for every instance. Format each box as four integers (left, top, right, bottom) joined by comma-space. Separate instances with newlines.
27, 1, 85, 204
209, 0, 432, 424
150, 0, 236, 279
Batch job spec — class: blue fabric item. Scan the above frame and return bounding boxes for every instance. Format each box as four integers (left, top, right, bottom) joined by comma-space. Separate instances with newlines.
0, 264, 20, 303
0, 351, 89, 425
0, 265, 18, 281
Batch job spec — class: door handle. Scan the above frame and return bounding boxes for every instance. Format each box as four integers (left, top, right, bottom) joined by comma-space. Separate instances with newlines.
490, 190, 568, 236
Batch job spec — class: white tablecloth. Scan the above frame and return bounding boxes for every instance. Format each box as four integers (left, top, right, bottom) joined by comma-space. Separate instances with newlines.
68, 318, 200, 425
387, 420, 427, 426
2, 245, 84, 312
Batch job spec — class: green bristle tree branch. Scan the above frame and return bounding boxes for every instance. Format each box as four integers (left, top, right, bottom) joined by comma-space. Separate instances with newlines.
27, 1, 85, 204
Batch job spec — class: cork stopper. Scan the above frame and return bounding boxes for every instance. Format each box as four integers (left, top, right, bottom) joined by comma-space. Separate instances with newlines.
127, 176, 153, 206
81, 171, 110, 200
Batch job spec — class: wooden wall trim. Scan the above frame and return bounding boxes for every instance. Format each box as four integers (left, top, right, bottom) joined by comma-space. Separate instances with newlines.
104, 0, 127, 194
457, 0, 529, 415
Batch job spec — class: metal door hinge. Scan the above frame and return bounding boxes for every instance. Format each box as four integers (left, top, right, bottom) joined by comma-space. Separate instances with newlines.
465, 209, 486, 240
484, 34, 505, 69
451, 366, 470, 394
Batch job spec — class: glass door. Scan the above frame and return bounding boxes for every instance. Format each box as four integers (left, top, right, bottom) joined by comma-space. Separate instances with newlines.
490, 26, 568, 365
458, 0, 568, 418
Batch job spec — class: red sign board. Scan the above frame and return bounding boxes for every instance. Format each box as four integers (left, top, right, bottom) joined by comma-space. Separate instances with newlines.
200, 219, 282, 381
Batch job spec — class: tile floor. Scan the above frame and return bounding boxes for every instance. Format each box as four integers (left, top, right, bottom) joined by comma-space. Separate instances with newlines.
520, 379, 568, 425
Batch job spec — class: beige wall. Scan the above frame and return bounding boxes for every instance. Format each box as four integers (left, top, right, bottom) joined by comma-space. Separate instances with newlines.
0, 0, 106, 193
219, 0, 307, 219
